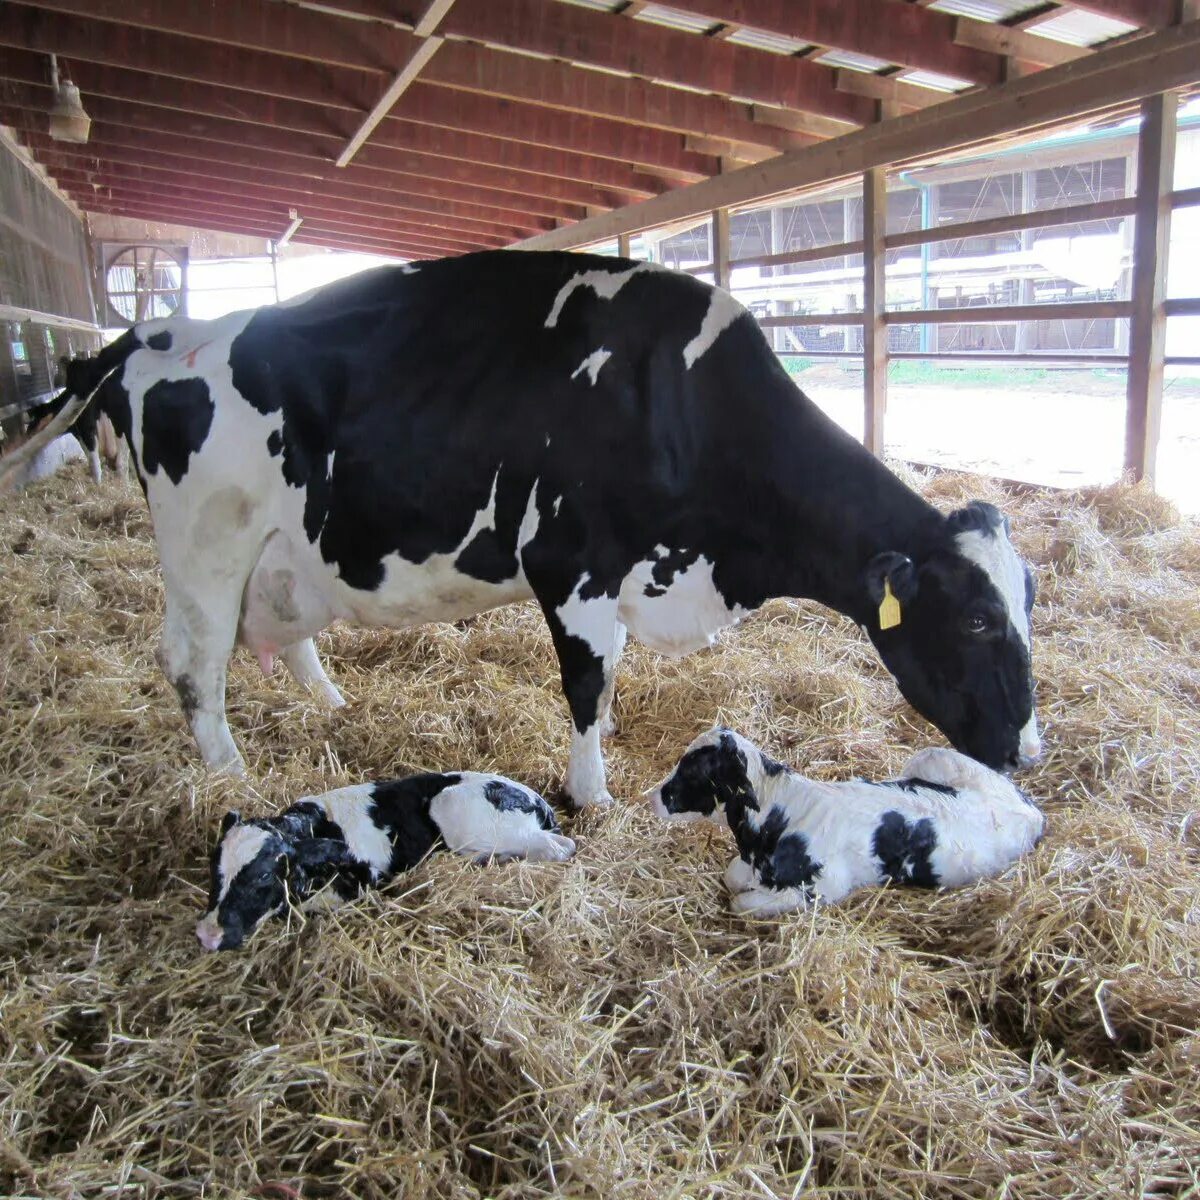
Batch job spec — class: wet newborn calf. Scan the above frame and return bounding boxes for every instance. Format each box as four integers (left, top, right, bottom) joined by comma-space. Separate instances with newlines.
648, 729, 1043, 916
197, 772, 575, 950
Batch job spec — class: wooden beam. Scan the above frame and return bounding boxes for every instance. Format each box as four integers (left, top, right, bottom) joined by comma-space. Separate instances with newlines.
885, 301, 1131, 323
1124, 91, 1178, 484
337, 37, 446, 169
514, 22, 1200, 251
953, 16, 1092, 67
885, 195, 1137, 248
758, 313, 864, 327
712, 207, 731, 288
424, 43, 809, 152
0, 98, 627, 217
862, 167, 887, 457
438, 0, 876, 125
51, 176, 508, 250
685, 136, 777, 164
749, 103, 858, 141
641, 0, 1005, 85
0, 6, 714, 180
731, 239, 864, 270
77, 198, 457, 258
74, 190, 482, 256
5, 120, 590, 226
834, 70, 950, 111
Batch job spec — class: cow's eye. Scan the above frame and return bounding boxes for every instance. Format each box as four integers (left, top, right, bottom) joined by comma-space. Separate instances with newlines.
965, 612, 989, 635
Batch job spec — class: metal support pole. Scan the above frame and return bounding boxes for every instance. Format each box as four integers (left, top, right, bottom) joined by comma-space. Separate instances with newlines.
712, 207, 731, 289
863, 167, 888, 457
1124, 91, 1178, 485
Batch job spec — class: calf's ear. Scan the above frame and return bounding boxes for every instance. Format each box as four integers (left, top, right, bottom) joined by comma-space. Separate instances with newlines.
220, 810, 242, 835
864, 551, 919, 606
293, 838, 357, 872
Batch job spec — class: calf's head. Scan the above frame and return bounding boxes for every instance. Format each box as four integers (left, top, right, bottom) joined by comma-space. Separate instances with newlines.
646, 728, 757, 825
196, 810, 356, 951
865, 501, 1039, 773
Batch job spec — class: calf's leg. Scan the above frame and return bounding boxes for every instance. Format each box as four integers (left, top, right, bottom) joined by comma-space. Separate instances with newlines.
281, 638, 346, 708
731, 886, 814, 917
724, 855, 756, 894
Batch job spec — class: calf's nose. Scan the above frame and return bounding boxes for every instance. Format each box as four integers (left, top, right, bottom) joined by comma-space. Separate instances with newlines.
195, 917, 225, 952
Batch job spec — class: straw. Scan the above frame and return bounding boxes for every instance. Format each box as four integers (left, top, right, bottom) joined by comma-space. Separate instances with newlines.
1, 462, 1197, 1198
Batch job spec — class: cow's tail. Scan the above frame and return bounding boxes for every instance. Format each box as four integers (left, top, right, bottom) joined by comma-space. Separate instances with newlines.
0, 330, 140, 495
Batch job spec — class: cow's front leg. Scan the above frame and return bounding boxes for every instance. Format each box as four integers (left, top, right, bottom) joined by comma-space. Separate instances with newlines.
157, 585, 244, 774
281, 638, 346, 709
538, 590, 622, 809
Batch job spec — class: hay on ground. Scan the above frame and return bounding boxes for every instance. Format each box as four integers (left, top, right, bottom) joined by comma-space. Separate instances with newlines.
1, 464, 1198, 1198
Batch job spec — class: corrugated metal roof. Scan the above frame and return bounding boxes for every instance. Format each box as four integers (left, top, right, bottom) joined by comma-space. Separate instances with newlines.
725, 27, 813, 56
1030, 9, 1138, 46
902, 68, 974, 92
927, 0, 1043, 21
633, 4, 720, 34
814, 48, 894, 73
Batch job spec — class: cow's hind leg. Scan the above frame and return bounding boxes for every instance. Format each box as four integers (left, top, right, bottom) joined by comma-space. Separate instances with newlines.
597, 620, 626, 739
281, 638, 346, 709
157, 582, 246, 774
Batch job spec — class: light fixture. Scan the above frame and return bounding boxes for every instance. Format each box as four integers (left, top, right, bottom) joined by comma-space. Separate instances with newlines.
48, 54, 91, 143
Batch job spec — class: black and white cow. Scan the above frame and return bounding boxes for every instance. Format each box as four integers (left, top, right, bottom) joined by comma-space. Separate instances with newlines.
196, 771, 574, 951
0, 252, 1040, 806
648, 728, 1044, 915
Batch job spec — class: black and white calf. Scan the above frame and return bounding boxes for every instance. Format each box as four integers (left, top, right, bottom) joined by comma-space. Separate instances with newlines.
648, 728, 1043, 916
196, 772, 574, 950
3, 251, 1040, 807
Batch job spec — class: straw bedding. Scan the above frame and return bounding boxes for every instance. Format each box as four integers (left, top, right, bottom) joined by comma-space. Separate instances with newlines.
1, 463, 1198, 1199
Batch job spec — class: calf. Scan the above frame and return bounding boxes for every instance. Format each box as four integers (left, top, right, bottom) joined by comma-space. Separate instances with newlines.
648, 729, 1043, 916
197, 771, 575, 950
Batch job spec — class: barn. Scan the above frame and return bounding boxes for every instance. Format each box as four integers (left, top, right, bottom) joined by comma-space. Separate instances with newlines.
1, 2, 1199, 1195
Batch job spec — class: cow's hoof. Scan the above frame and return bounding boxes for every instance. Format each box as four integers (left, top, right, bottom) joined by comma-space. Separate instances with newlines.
569, 788, 614, 810
211, 756, 248, 779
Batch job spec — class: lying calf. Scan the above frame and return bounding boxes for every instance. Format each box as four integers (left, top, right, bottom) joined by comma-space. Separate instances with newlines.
197, 772, 575, 950
648, 728, 1043, 916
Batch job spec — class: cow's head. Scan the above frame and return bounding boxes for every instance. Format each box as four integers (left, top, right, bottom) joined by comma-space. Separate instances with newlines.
196, 810, 355, 951
864, 501, 1039, 773
645, 727, 758, 825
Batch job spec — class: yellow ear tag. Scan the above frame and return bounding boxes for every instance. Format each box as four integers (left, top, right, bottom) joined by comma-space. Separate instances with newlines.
878, 579, 902, 631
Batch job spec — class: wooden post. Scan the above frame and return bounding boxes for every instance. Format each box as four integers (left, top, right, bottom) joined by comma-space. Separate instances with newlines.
712, 207, 731, 289
863, 167, 888, 457
617, 232, 632, 259
1124, 91, 1178, 485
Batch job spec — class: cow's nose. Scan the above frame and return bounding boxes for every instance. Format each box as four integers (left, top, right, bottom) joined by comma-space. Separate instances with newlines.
195, 917, 225, 952
643, 788, 667, 819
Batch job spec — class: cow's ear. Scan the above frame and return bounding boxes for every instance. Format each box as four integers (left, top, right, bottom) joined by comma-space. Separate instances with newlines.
292, 838, 356, 872
220, 810, 242, 835
864, 551, 918, 606
946, 501, 1003, 535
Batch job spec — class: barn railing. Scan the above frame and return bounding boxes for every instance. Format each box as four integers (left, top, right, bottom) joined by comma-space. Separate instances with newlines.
0, 303, 103, 427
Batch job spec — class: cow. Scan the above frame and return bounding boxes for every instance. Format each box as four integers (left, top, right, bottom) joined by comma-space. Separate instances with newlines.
0, 251, 1041, 807
197, 771, 575, 951
647, 727, 1044, 916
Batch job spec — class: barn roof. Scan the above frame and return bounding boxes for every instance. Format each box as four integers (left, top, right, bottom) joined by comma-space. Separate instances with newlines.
0, 0, 1182, 259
